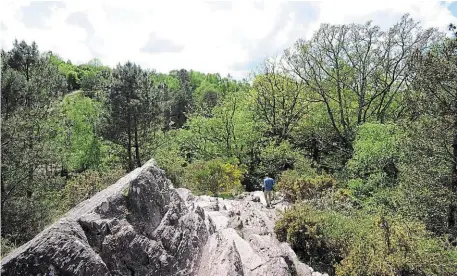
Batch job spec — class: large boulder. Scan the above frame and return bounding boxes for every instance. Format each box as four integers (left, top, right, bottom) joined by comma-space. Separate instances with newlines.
1, 160, 210, 276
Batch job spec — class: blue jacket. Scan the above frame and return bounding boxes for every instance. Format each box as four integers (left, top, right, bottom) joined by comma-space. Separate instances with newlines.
264, 177, 274, 191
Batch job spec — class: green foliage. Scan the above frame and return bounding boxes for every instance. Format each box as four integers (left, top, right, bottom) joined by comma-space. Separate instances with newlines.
1, 237, 17, 258
275, 204, 457, 275
290, 101, 349, 173
178, 87, 260, 160
252, 70, 310, 142
152, 131, 187, 187
277, 170, 336, 202
193, 80, 222, 114
259, 141, 308, 178
347, 123, 401, 177
49, 54, 80, 90
286, 15, 436, 150
184, 158, 246, 196
151, 73, 180, 90
104, 62, 162, 170
1, 40, 67, 245
55, 92, 104, 172
345, 123, 401, 201
61, 168, 125, 210
393, 116, 457, 236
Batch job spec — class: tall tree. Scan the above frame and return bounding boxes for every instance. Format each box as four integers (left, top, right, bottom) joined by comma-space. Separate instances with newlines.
169, 69, 194, 128
104, 62, 161, 171
1, 40, 67, 243
409, 24, 457, 232
253, 58, 311, 144
284, 14, 438, 150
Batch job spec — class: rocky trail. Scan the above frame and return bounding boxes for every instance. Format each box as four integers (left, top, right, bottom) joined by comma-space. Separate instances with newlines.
1, 160, 327, 276
188, 190, 327, 276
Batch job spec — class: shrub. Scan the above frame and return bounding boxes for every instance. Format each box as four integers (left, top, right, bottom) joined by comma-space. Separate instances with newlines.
275, 204, 353, 274
153, 134, 187, 187
259, 141, 309, 178
184, 158, 246, 197
275, 204, 457, 275
347, 123, 400, 176
1, 237, 17, 258
277, 170, 336, 202
61, 167, 125, 210
345, 123, 401, 200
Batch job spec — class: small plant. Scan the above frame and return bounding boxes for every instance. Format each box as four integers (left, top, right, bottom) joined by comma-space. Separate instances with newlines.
122, 185, 130, 197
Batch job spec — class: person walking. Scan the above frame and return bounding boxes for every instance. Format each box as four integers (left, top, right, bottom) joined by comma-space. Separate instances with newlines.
263, 174, 275, 208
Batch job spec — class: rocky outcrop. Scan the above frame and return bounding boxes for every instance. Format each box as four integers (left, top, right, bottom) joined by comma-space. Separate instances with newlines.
180, 191, 327, 276
1, 160, 327, 276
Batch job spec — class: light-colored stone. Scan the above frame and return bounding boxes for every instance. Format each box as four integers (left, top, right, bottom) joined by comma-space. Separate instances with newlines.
2, 160, 324, 276
193, 188, 314, 276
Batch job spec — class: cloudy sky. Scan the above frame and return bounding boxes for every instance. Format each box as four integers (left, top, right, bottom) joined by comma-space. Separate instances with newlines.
1, 1, 457, 79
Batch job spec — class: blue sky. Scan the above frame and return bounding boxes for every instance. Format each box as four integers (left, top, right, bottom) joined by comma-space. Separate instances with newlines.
1, 1, 457, 79
448, 1, 457, 16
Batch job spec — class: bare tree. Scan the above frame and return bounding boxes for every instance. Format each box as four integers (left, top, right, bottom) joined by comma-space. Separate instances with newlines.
252, 57, 311, 143
284, 14, 439, 149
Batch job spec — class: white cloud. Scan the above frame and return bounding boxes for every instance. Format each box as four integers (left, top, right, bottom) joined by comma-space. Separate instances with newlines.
311, 1, 455, 33
1, 1, 456, 80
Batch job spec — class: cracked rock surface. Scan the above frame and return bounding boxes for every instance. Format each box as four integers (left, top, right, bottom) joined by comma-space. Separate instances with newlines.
183, 190, 327, 276
1, 160, 326, 276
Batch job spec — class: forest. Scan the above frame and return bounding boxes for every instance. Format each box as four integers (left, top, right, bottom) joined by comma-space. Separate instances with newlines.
1, 14, 457, 275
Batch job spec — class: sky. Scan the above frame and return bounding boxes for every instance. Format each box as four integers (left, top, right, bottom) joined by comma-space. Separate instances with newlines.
1, 1, 457, 80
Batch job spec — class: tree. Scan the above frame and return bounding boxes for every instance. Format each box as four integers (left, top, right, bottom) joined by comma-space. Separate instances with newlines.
1, 40, 67, 244
284, 14, 438, 151
104, 62, 161, 171
409, 23, 457, 233
49, 53, 80, 91
55, 92, 104, 173
152, 73, 180, 131
184, 158, 246, 197
253, 58, 311, 143
193, 80, 222, 115
169, 69, 195, 128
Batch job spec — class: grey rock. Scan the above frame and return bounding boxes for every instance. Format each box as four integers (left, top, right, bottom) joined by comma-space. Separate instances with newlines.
194, 191, 313, 276
1, 160, 209, 276
1, 160, 324, 276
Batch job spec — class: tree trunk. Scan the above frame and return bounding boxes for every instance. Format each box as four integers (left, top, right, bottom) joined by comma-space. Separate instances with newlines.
27, 126, 34, 198
1, 172, 5, 210
127, 122, 133, 171
448, 116, 457, 230
134, 122, 141, 168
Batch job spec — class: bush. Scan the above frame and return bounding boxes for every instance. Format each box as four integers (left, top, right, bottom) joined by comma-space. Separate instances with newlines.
153, 132, 187, 187
61, 168, 125, 210
347, 123, 400, 175
1, 175, 66, 247
1, 237, 17, 258
277, 170, 336, 202
184, 158, 246, 197
275, 204, 457, 275
346, 123, 401, 199
259, 141, 309, 178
